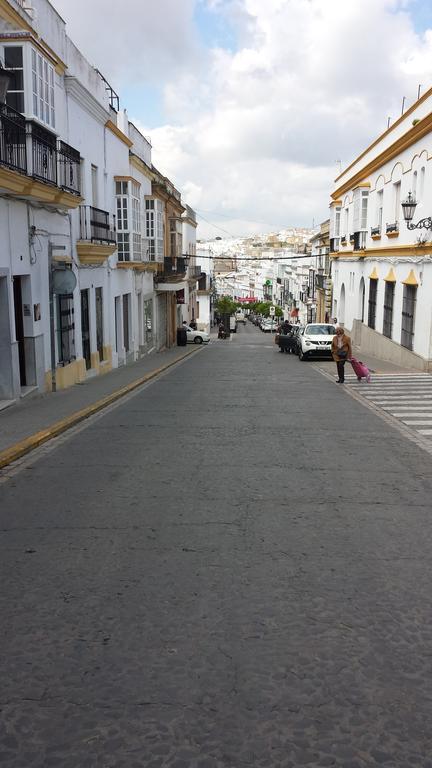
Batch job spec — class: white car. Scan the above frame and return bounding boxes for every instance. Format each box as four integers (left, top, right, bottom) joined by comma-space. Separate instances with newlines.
261, 318, 277, 333
298, 323, 336, 360
185, 326, 210, 344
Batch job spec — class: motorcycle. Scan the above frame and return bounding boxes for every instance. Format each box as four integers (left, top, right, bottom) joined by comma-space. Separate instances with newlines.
218, 325, 227, 339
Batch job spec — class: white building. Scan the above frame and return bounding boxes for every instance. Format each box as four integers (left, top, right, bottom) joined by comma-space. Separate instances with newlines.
330, 86, 432, 370
0, 0, 197, 403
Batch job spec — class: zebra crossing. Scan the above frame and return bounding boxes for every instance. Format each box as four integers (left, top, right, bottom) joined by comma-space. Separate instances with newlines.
344, 372, 432, 439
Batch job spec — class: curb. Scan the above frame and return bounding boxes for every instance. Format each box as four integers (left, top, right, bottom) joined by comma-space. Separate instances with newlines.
0, 348, 200, 471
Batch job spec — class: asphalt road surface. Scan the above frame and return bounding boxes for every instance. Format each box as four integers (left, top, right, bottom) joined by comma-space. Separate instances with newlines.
1, 322, 432, 767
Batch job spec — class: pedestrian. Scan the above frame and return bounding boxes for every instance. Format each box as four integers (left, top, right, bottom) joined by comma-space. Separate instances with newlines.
331, 326, 352, 384
189, 319, 197, 330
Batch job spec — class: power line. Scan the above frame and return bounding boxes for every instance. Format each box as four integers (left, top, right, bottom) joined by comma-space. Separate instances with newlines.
195, 207, 295, 230
195, 212, 236, 238
197, 253, 318, 261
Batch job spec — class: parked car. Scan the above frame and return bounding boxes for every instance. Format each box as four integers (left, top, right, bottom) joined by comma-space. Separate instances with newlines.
235, 310, 246, 324
261, 318, 277, 333
185, 326, 210, 344
297, 323, 336, 360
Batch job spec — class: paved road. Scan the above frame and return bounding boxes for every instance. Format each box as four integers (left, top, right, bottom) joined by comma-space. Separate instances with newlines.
1, 322, 432, 767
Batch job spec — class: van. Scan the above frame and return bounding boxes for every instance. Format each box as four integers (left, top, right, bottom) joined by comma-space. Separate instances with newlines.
235, 310, 246, 324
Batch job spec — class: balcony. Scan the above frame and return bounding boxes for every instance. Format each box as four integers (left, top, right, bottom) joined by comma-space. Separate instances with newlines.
340, 236, 347, 246
371, 225, 381, 239
353, 231, 367, 251
330, 237, 340, 253
315, 273, 326, 290
386, 221, 399, 237
158, 256, 187, 279
188, 265, 202, 280
0, 102, 82, 207
76, 205, 117, 265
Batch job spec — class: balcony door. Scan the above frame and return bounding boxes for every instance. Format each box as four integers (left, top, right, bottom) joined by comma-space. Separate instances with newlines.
95, 287, 104, 361
13, 276, 26, 386
80, 289, 91, 369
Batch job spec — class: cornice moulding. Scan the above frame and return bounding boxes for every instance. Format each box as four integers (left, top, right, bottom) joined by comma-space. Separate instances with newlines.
65, 77, 110, 125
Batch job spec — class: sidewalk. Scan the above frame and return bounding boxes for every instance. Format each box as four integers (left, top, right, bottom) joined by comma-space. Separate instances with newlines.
0, 346, 200, 464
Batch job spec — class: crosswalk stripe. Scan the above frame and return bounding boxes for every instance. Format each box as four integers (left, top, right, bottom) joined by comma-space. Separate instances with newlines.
344, 371, 432, 441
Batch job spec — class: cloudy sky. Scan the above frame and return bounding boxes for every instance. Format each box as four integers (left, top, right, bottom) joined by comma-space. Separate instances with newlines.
51, 0, 432, 239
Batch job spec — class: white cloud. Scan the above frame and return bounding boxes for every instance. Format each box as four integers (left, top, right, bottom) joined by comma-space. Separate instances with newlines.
51, 0, 432, 238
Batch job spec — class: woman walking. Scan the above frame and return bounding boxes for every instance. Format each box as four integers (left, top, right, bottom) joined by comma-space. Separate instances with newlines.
332, 326, 352, 384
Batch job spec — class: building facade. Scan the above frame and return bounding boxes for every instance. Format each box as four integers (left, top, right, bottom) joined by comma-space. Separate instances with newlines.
330, 87, 432, 370
0, 0, 197, 402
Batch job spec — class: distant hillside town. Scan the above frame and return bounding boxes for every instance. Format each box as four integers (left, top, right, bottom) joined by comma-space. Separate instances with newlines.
197, 223, 332, 325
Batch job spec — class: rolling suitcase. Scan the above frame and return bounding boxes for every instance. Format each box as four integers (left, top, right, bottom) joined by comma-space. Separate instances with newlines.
350, 356, 371, 382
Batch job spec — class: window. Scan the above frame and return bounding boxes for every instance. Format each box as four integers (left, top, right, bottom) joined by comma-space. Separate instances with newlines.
145, 199, 164, 260
4, 46, 24, 113
383, 282, 395, 339
116, 180, 142, 261
376, 190, 383, 229
91, 165, 99, 208
353, 189, 368, 231
393, 181, 401, 223
334, 207, 341, 237
401, 285, 416, 350
31, 48, 55, 128
368, 278, 378, 329
131, 181, 141, 260
344, 208, 349, 236
412, 170, 418, 198
419, 167, 425, 200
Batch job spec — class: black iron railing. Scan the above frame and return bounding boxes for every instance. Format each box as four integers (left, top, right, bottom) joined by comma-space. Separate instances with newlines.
58, 140, 81, 195
371, 225, 381, 236
0, 102, 27, 173
79, 205, 116, 243
330, 237, 340, 252
28, 121, 57, 185
158, 256, 188, 279
386, 221, 399, 234
315, 273, 326, 290
340, 235, 347, 245
189, 265, 202, 279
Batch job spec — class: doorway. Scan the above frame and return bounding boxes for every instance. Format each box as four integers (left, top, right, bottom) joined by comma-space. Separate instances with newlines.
13, 276, 26, 386
80, 289, 91, 369
95, 287, 104, 361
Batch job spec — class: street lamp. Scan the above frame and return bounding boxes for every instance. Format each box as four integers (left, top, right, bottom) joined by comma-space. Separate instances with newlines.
401, 191, 432, 230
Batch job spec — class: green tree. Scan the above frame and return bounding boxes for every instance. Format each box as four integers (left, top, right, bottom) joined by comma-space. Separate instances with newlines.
215, 296, 237, 316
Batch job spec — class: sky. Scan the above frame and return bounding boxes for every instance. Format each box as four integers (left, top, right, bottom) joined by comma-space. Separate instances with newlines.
51, 0, 432, 239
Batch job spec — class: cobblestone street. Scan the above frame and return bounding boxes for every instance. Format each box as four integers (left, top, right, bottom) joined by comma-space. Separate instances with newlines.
1, 323, 432, 767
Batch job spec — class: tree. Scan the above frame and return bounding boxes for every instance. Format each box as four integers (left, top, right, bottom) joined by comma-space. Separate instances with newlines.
215, 297, 237, 316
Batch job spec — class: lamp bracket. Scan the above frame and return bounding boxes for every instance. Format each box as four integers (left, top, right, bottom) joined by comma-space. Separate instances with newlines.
407, 217, 432, 231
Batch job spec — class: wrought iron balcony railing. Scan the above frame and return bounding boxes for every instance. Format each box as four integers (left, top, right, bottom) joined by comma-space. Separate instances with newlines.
330, 237, 340, 252
28, 121, 57, 185
58, 140, 81, 195
0, 102, 82, 196
0, 101, 27, 173
386, 221, 399, 234
371, 225, 381, 236
79, 205, 116, 244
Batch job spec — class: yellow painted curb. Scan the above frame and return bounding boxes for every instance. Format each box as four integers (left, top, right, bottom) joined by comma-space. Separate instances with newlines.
0, 348, 199, 470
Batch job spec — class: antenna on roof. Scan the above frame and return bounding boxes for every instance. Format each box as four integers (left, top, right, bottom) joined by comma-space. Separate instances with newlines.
418, 84, 422, 100
401, 96, 406, 115
387, 117, 391, 129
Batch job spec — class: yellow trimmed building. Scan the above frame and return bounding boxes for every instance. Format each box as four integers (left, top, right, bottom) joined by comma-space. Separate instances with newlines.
329, 85, 432, 370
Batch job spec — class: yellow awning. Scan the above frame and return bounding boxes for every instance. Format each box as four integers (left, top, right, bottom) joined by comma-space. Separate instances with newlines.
369, 267, 379, 280
402, 269, 419, 286
384, 268, 396, 282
